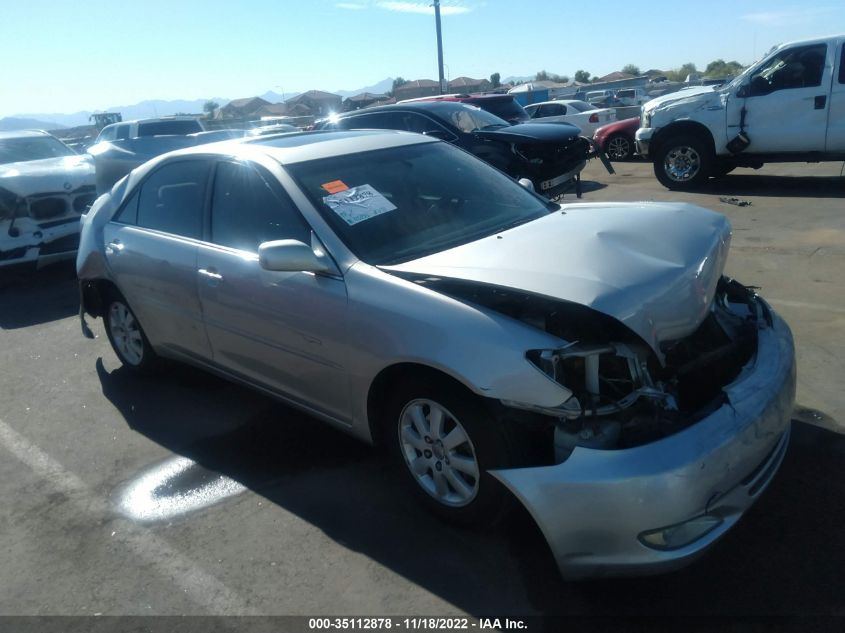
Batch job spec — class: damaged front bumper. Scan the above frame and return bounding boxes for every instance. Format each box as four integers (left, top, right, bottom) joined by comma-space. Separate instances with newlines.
492, 305, 795, 579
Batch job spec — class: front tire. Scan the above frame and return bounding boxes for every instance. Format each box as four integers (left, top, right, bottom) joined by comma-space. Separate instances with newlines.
653, 134, 714, 189
103, 293, 157, 372
385, 379, 521, 526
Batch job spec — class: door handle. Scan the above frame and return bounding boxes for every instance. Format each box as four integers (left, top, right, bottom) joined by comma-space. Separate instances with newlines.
105, 239, 124, 254
814, 95, 827, 109
198, 267, 223, 286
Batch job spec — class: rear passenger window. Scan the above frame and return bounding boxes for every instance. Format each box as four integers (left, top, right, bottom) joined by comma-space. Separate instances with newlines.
137, 161, 208, 238
210, 161, 309, 252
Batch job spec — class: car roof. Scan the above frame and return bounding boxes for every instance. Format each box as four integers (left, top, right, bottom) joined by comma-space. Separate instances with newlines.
526, 100, 575, 107
102, 117, 200, 128
340, 100, 482, 117
164, 129, 437, 166
0, 129, 53, 139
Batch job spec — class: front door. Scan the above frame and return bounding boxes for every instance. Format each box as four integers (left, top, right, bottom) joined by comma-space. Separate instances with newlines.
826, 40, 845, 151
726, 42, 831, 153
196, 159, 351, 422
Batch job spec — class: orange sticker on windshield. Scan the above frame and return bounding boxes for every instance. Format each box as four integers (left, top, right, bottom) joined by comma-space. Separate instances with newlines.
321, 180, 349, 194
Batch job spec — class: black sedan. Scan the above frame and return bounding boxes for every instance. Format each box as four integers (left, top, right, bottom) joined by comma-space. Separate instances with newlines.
318, 101, 609, 199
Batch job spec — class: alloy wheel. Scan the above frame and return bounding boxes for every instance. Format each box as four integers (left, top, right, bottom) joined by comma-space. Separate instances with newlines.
606, 136, 631, 160
663, 145, 701, 182
108, 302, 144, 366
398, 399, 480, 507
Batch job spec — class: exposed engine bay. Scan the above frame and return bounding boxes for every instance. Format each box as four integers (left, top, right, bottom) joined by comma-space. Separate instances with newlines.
399, 273, 762, 463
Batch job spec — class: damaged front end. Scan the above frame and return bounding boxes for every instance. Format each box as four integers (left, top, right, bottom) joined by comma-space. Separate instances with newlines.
0, 184, 96, 269
512, 136, 614, 200
511, 277, 763, 460
403, 271, 795, 577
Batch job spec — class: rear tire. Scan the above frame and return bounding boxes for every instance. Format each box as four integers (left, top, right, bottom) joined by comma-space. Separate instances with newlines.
103, 292, 157, 373
384, 377, 523, 527
653, 134, 714, 190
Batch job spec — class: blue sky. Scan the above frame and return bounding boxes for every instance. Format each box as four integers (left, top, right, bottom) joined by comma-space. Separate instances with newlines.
2, 0, 844, 117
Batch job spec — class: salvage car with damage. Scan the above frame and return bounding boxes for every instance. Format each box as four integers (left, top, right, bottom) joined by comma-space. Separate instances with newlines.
317, 101, 613, 198
1, 130, 96, 270
77, 130, 795, 578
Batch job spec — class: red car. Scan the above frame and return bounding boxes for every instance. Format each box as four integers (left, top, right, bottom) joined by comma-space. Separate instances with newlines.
593, 116, 640, 161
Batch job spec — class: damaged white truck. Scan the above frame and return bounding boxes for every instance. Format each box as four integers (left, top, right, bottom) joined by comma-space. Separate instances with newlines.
0, 130, 96, 270
637, 33, 845, 188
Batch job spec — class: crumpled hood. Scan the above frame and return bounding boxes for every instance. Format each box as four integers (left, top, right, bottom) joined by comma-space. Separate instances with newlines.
383, 202, 732, 359
645, 85, 716, 109
473, 122, 581, 144
0, 155, 95, 196
643, 85, 724, 118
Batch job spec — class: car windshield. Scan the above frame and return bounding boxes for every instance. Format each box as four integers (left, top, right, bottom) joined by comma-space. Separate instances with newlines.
286, 142, 552, 265
567, 100, 597, 112
0, 136, 76, 165
447, 106, 510, 133
474, 99, 529, 122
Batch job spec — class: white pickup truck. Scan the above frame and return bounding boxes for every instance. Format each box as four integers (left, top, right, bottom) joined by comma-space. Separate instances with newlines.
636, 34, 845, 189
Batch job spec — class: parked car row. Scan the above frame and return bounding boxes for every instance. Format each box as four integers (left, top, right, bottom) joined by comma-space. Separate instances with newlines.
76, 128, 795, 579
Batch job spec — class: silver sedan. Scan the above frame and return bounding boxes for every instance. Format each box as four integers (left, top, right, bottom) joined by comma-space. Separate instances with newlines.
77, 130, 795, 578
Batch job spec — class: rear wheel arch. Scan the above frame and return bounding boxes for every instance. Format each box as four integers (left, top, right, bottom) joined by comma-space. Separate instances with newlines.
80, 278, 122, 318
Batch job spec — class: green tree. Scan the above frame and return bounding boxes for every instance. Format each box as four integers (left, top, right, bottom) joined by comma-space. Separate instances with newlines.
704, 59, 745, 78
665, 63, 699, 82
203, 100, 219, 117
574, 69, 591, 83
534, 70, 569, 83
621, 64, 641, 76
490, 72, 501, 88
389, 77, 409, 96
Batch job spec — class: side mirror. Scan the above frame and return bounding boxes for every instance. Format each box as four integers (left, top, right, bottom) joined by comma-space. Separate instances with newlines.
518, 178, 535, 192
258, 239, 333, 274
736, 84, 749, 98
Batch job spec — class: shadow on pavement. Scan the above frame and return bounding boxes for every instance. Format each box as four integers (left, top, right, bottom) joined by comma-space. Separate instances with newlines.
704, 173, 845, 199
0, 261, 79, 329
96, 360, 845, 618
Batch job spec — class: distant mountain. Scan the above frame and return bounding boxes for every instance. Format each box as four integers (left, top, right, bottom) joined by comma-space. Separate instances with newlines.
9, 97, 231, 128
259, 90, 301, 104
6, 78, 397, 128
0, 117, 68, 131
334, 78, 394, 99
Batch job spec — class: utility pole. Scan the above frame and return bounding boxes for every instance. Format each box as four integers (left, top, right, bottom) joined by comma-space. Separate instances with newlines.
433, 0, 446, 94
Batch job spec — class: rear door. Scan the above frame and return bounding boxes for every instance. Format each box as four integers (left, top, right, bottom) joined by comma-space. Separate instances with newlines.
727, 42, 831, 152
826, 39, 845, 151
195, 159, 351, 420
102, 159, 212, 359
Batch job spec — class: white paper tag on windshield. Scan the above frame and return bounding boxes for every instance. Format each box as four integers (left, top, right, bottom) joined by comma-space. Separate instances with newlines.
322, 184, 397, 226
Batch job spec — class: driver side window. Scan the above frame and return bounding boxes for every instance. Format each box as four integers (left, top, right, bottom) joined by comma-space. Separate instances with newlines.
750, 44, 827, 96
